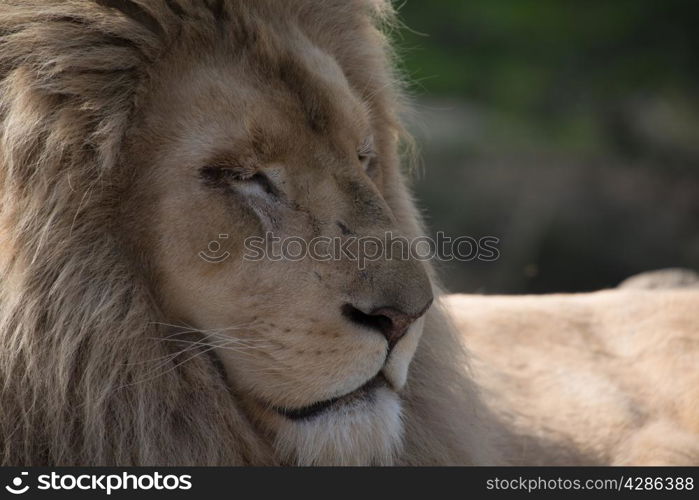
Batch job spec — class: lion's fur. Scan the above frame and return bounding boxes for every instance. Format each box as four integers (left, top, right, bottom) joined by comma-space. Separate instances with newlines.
445, 289, 699, 465
0, 0, 696, 466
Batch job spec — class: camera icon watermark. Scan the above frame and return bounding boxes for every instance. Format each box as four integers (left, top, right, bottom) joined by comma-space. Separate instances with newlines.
5, 472, 29, 495
198, 234, 231, 263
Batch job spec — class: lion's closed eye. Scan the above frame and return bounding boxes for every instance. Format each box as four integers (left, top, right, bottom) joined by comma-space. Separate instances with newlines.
200, 166, 279, 197
358, 137, 378, 178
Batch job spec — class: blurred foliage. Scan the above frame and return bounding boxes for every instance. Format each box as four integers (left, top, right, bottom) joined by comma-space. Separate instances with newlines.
392, 1, 699, 293
396, 0, 699, 159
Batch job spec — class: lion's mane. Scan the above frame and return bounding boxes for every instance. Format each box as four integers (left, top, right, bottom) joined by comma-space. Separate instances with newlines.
0, 0, 491, 465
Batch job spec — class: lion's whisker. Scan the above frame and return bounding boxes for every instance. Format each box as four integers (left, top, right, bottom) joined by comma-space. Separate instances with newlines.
128, 336, 273, 367
119, 345, 223, 389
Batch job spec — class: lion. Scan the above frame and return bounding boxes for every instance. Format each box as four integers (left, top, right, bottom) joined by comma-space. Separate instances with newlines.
445, 289, 699, 465
0, 0, 697, 466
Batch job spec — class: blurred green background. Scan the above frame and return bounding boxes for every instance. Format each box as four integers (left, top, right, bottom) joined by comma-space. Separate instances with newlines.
395, 0, 699, 294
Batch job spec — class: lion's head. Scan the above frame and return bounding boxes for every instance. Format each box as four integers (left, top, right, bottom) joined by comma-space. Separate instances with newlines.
0, 0, 487, 466
123, 0, 438, 462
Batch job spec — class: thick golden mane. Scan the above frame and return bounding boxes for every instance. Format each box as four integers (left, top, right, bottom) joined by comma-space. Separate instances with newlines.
0, 0, 488, 465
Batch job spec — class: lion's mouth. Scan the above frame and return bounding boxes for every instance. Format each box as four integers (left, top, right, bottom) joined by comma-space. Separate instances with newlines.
274, 373, 388, 421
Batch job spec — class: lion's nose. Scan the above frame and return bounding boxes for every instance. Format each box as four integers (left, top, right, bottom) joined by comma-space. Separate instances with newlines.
342, 298, 433, 348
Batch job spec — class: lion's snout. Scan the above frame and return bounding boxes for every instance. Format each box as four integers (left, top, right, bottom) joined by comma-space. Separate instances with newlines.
340, 252, 434, 353
342, 297, 433, 349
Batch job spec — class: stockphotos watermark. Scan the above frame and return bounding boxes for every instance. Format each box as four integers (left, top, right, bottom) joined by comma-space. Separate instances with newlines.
3, 470, 192, 496
199, 231, 500, 268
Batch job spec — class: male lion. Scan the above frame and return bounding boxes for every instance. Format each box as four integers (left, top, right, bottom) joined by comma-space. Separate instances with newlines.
0, 0, 697, 466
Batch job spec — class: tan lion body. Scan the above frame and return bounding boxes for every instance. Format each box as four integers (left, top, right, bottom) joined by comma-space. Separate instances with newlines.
0, 0, 696, 466
445, 289, 699, 465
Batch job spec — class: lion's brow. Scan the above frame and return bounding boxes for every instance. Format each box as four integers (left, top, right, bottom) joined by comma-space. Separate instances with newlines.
274, 56, 333, 135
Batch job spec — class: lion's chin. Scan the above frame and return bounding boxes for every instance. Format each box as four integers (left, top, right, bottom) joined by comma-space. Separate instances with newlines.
268, 385, 404, 466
